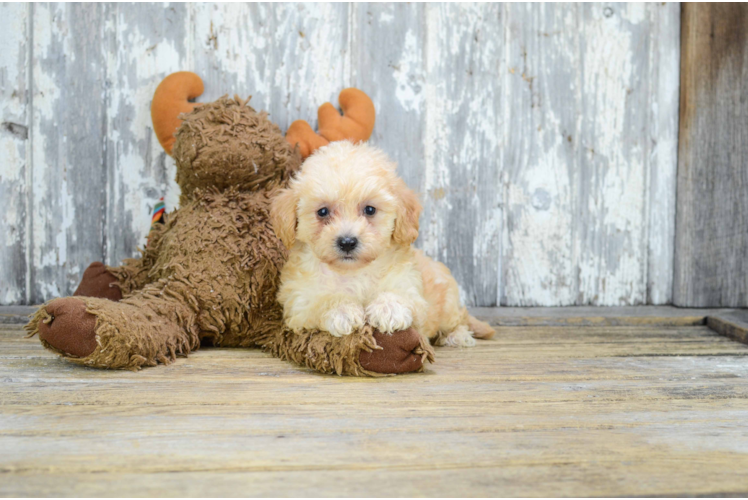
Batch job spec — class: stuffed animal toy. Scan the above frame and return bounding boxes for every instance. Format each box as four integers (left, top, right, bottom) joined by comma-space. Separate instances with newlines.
25, 72, 434, 376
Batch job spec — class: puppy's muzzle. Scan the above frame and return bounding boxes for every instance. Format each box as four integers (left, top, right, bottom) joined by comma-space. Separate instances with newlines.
337, 236, 358, 254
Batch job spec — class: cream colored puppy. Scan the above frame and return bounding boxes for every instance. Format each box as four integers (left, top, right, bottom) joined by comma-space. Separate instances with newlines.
270, 141, 495, 347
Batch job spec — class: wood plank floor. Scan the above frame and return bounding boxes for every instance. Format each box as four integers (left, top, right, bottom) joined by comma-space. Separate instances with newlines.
2, 317, 748, 497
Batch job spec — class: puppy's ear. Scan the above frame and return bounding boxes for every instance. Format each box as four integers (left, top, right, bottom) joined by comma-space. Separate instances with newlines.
392, 179, 422, 245
270, 187, 298, 248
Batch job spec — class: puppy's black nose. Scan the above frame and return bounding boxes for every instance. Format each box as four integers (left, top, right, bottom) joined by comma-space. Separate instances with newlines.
337, 236, 358, 253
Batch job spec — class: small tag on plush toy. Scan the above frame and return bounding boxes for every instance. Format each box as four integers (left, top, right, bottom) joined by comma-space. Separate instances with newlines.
151, 197, 166, 227
147, 197, 167, 246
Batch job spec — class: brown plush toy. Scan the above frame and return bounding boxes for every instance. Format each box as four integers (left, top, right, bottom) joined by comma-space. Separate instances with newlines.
25, 72, 434, 376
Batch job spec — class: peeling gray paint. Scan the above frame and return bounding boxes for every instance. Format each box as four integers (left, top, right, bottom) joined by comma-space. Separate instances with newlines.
0, 3, 680, 307
501, 3, 679, 306
29, 4, 109, 303
104, 3, 191, 270
0, 3, 30, 305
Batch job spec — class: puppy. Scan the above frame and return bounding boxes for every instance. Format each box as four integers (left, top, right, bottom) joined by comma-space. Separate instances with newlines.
270, 141, 495, 347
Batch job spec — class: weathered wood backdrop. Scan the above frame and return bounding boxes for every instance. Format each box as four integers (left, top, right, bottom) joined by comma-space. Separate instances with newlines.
674, 3, 748, 308
0, 3, 681, 307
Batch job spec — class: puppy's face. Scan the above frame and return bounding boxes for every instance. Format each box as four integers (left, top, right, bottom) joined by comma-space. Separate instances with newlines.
271, 142, 421, 270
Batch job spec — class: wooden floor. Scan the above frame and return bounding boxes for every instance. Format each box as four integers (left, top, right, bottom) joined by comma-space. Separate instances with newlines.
2, 308, 748, 497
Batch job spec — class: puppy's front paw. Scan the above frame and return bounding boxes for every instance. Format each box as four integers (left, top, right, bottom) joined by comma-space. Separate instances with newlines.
366, 293, 414, 334
322, 302, 365, 337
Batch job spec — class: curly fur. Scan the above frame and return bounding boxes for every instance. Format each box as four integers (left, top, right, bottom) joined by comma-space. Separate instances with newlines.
271, 141, 495, 346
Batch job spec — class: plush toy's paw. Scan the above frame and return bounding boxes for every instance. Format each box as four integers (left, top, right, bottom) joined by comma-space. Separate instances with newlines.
322, 303, 365, 337
73, 262, 122, 302
36, 297, 98, 358
359, 327, 427, 374
436, 325, 477, 348
365, 293, 413, 333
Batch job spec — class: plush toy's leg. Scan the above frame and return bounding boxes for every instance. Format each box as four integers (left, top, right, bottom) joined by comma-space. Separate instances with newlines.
263, 325, 435, 376
73, 262, 123, 301
26, 285, 200, 370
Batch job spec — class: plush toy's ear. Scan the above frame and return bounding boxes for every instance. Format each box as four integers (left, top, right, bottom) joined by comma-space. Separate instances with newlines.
270, 188, 298, 248
151, 72, 204, 155
392, 179, 422, 246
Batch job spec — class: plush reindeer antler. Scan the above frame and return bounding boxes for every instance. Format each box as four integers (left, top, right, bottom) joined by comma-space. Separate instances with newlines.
151, 73, 374, 159
151, 72, 204, 155
285, 88, 375, 159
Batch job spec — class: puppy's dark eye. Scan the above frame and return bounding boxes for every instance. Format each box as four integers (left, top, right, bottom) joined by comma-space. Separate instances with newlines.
317, 207, 329, 218
364, 206, 376, 216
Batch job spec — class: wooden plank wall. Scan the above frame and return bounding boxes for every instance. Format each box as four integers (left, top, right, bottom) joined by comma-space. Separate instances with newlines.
0, 4, 30, 305
674, 4, 748, 308
0, 3, 680, 307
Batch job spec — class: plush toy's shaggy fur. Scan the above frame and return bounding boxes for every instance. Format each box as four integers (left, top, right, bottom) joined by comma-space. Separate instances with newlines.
25, 94, 434, 375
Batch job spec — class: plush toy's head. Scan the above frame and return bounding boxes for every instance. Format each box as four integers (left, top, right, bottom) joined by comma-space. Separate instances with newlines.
150, 72, 376, 201
172, 96, 301, 200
